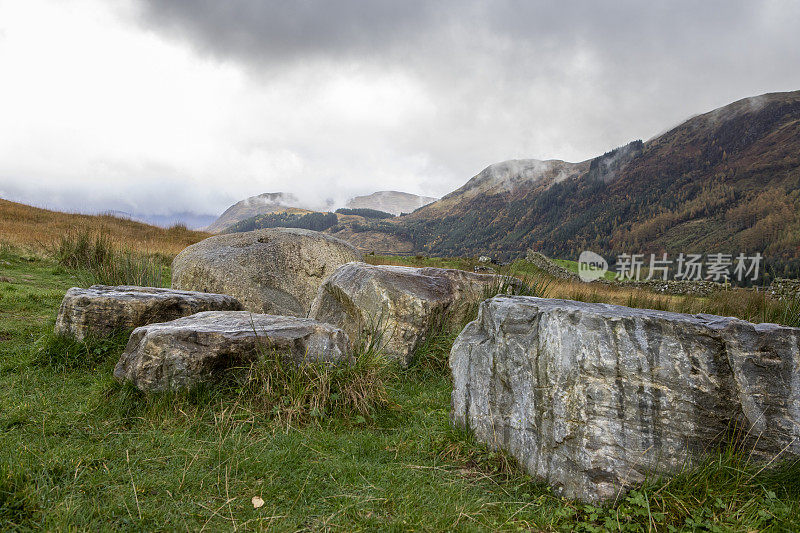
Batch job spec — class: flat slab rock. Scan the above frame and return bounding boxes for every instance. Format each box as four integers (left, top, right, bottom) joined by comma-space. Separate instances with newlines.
55, 285, 242, 340
450, 296, 800, 502
310, 262, 516, 365
114, 311, 351, 392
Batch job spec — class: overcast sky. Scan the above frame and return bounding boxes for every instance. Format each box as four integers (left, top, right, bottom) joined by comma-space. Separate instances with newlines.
1, 0, 799, 220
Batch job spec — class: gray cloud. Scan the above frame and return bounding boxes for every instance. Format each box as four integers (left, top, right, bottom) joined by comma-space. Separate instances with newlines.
3, 1, 800, 221
135, 0, 800, 159
136, 0, 440, 64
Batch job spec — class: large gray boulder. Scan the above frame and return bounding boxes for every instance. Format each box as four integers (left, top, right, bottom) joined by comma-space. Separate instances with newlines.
451, 296, 800, 502
171, 228, 361, 316
310, 262, 515, 365
114, 311, 351, 392
54, 285, 242, 340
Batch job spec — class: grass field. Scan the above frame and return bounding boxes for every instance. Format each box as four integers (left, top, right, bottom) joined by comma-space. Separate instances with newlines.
0, 198, 209, 257
550, 258, 618, 281
1, 238, 799, 530
367, 253, 799, 327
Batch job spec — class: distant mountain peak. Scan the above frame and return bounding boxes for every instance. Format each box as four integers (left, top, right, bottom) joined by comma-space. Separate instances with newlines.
241, 192, 299, 207
346, 191, 437, 216
459, 158, 582, 194
422, 158, 589, 213
206, 192, 314, 233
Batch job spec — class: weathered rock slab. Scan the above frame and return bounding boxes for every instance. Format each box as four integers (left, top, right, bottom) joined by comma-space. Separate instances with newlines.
114, 311, 351, 392
310, 262, 516, 365
450, 296, 800, 502
171, 228, 361, 316
54, 285, 242, 340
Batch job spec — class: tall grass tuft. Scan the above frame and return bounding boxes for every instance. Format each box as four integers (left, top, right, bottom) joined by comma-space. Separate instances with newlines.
0, 465, 38, 528
55, 229, 113, 270
566, 446, 800, 531
223, 328, 395, 427
433, 426, 525, 482
625, 291, 673, 312
32, 329, 131, 371
166, 222, 189, 233
407, 320, 461, 375
674, 290, 800, 327
94, 321, 395, 429
95, 250, 165, 287
776, 295, 800, 327
483, 271, 552, 300
0, 240, 17, 260
54, 228, 165, 287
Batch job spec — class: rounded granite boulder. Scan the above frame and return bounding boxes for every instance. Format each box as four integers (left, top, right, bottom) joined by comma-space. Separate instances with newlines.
171, 228, 362, 317
309, 262, 518, 365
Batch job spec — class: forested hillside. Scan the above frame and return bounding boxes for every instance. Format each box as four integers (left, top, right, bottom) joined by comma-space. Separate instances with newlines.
225, 211, 338, 233
352, 91, 800, 277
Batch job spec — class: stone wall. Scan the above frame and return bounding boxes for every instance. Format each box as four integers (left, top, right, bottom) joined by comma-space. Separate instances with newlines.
524, 250, 580, 281
770, 278, 800, 301
611, 278, 725, 297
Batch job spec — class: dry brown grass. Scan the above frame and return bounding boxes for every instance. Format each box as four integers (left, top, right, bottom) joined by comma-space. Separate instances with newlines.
548, 279, 678, 308
368, 254, 798, 326
548, 279, 798, 325
0, 198, 209, 256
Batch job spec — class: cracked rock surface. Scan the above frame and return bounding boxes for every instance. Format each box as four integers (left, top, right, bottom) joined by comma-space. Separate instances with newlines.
114, 311, 351, 392
450, 296, 800, 502
55, 285, 242, 340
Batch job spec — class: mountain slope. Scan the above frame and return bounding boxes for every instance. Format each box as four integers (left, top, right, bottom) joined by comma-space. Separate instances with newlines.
393, 90, 800, 274
419, 158, 589, 216
345, 191, 437, 216
208, 190, 434, 232
206, 192, 315, 233
0, 198, 208, 255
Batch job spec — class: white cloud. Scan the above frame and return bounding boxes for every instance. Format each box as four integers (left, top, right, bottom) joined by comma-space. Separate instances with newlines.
0, 0, 449, 216
1, 0, 799, 219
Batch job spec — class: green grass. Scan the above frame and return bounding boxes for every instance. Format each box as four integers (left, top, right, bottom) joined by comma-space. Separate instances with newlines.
1, 247, 800, 530
221, 332, 395, 428
551, 258, 619, 281
367, 253, 610, 282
